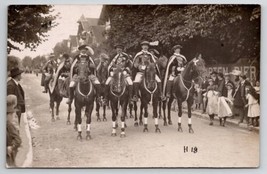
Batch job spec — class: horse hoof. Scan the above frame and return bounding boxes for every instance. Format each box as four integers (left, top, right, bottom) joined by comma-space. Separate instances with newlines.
178, 127, 183, 132
66, 121, 71, 125
103, 118, 107, 122
77, 135, 82, 140
155, 128, 161, 133
86, 135, 92, 140
143, 128, 148, 132
139, 121, 143, 126
168, 120, 173, 125
163, 121, 168, 126
97, 118, 101, 122
209, 122, 213, 126
120, 133, 126, 138
56, 116, 60, 120
134, 122, 138, 127
111, 133, 117, 137
189, 128, 194, 134
51, 118, 55, 122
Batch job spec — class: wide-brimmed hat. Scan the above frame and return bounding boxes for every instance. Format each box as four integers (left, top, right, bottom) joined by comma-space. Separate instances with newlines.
78, 44, 94, 55
240, 74, 247, 79
7, 95, 17, 113
141, 41, 150, 46
49, 53, 55, 58
114, 44, 124, 49
231, 69, 242, 76
62, 53, 69, 59
10, 67, 24, 78
217, 72, 224, 78
172, 45, 183, 51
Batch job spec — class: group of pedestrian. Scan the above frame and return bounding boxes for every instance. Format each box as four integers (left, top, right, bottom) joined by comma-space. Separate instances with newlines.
193, 70, 260, 128
6, 67, 26, 167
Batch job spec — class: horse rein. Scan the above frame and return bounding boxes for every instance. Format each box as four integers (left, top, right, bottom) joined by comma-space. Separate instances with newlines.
77, 80, 93, 98
143, 79, 158, 104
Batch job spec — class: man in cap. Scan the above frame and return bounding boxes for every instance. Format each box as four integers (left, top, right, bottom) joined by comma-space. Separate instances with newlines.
104, 44, 134, 103
67, 44, 102, 104
163, 45, 187, 99
132, 41, 164, 101
7, 67, 25, 125
41, 53, 58, 93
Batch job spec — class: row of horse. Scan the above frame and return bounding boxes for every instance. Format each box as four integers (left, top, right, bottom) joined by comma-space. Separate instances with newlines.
47, 56, 206, 140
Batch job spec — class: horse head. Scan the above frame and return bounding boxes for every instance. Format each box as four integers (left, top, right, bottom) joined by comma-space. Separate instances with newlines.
183, 55, 206, 81
96, 53, 109, 84
77, 61, 90, 83
111, 66, 126, 95
145, 63, 157, 91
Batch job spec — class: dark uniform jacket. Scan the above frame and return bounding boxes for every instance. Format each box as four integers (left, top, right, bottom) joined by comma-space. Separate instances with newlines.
233, 80, 251, 107
7, 79, 25, 113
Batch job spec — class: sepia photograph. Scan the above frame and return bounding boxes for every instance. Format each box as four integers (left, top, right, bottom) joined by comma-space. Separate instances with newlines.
6, 4, 260, 168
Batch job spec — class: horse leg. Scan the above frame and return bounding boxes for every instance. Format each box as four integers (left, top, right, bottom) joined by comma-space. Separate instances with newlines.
96, 102, 101, 122
103, 104, 107, 121
167, 97, 174, 125
153, 100, 161, 133
177, 100, 183, 132
187, 99, 194, 133
55, 100, 61, 120
50, 95, 55, 122
111, 101, 117, 137
86, 103, 94, 140
75, 105, 82, 140
143, 104, 148, 132
129, 102, 134, 118
139, 102, 144, 126
158, 101, 162, 119
162, 101, 167, 126
134, 101, 139, 127
67, 103, 72, 125
120, 103, 127, 138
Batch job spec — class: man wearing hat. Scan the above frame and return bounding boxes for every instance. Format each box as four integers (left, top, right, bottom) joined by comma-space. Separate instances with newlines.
104, 44, 134, 103
7, 67, 25, 125
233, 73, 251, 124
41, 53, 58, 93
163, 44, 187, 99
67, 44, 101, 104
224, 73, 235, 95
132, 41, 164, 101
6, 95, 21, 167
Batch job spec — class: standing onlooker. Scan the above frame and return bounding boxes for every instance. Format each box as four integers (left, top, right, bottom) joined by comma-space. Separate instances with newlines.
6, 95, 21, 167
217, 72, 226, 97
201, 76, 209, 113
224, 73, 235, 94
193, 83, 203, 110
210, 71, 219, 87
254, 80, 260, 94
206, 78, 218, 125
245, 86, 260, 127
7, 67, 25, 125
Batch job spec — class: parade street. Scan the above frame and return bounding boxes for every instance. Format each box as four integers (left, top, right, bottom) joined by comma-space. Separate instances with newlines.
21, 74, 259, 168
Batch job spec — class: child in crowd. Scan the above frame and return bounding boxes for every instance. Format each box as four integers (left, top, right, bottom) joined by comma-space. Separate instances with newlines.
193, 83, 203, 110
205, 78, 218, 125
245, 86, 260, 127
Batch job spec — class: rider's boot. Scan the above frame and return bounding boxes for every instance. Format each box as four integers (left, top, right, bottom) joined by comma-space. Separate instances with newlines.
66, 87, 74, 104
95, 84, 102, 104
128, 84, 134, 103
166, 80, 173, 99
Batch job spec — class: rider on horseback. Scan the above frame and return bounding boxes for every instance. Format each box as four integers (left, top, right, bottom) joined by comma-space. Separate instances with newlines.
66, 44, 102, 104
104, 44, 134, 104
58, 53, 72, 79
42, 53, 58, 93
163, 44, 187, 99
132, 41, 165, 102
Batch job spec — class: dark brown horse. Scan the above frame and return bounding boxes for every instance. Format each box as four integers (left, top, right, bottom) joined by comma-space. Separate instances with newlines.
74, 62, 96, 140
163, 57, 206, 133
138, 63, 161, 133
48, 79, 63, 122
95, 56, 109, 122
109, 67, 129, 138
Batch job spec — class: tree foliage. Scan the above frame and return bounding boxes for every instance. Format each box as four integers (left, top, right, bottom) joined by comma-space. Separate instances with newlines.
53, 41, 70, 57
8, 5, 59, 54
22, 56, 32, 68
100, 5, 260, 63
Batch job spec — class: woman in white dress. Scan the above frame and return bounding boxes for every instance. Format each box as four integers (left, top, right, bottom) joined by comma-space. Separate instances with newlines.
205, 78, 218, 125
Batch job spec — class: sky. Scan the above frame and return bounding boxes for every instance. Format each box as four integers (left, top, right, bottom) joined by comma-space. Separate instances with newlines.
9, 5, 103, 59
